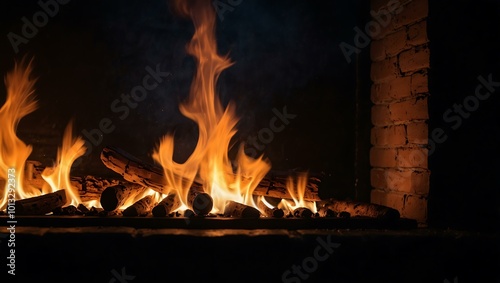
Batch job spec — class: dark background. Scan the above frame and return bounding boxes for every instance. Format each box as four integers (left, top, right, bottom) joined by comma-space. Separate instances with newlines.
428, 0, 500, 231
0, 1, 372, 201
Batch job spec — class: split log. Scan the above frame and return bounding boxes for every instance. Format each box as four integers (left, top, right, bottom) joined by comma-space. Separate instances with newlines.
16, 189, 67, 215
152, 194, 181, 217
122, 195, 156, 217
257, 198, 284, 218
100, 146, 320, 201
187, 186, 213, 215
319, 199, 400, 220
100, 184, 146, 211
224, 201, 260, 218
293, 207, 313, 218
24, 160, 122, 202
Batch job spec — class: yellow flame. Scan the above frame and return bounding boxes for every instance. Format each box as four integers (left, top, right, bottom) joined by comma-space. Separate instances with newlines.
153, 0, 271, 214
41, 120, 87, 207
280, 172, 317, 213
0, 59, 39, 210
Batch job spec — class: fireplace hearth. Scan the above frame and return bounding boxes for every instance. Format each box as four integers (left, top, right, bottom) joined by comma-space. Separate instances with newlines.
1, 0, 499, 282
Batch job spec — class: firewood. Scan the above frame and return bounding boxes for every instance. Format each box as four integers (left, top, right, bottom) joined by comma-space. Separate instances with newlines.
16, 189, 67, 215
224, 201, 260, 218
152, 193, 181, 217
317, 207, 336, 218
100, 146, 321, 201
257, 199, 284, 218
319, 198, 400, 220
100, 184, 146, 211
24, 160, 121, 202
122, 195, 156, 217
187, 186, 213, 215
293, 207, 313, 218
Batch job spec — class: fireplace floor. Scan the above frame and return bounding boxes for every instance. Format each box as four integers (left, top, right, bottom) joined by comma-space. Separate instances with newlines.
1, 219, 498, 283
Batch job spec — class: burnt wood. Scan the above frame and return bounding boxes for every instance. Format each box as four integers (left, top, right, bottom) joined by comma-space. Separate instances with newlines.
16, 189, 67, 215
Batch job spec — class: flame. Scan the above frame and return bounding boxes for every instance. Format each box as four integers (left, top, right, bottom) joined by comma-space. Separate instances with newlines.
153, 0, 271, 213
280, 172, 317, 213
41, 121, 87, 207
118, 188, 161, 211
0, 59, 39, 210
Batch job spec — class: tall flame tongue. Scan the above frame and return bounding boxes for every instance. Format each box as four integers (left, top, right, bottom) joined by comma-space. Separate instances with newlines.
154, 0, 271, 213
0, 60, 39, 210
41, 121, 87, 207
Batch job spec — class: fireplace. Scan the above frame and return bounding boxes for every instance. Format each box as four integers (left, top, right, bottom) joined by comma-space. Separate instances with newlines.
1, 0, 499, 282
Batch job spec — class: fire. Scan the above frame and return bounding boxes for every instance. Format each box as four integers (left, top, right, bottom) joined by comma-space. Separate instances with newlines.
41, 121, 87, 207
153, 0, 271, 213
0, 59, 39, 210
280, 173, 317, 213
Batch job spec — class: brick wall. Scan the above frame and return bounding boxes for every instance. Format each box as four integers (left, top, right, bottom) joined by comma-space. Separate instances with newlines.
369, 0, 429, 224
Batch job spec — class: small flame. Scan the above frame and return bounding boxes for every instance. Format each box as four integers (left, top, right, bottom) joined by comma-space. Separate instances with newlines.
41, 120, 86, 207
118, 188, 161, 211
153, 0, 271, 213
0, 59, 39, 210
280, 172, 317, 213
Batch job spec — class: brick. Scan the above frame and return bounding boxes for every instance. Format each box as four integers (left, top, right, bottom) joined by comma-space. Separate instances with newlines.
373, 168, 430, 194
371, 104, 392, 126
399, 45, 430, 73
370, 168, 387, 189
393, 0, 428, 28
408, 20, 428, 46
411, 72, 428, 94
370, 0, 407, 39
370, 39, 386, 62
371, 125, 407, 146
407, 122, 428, 144
371, 76, 412, 103
370, 190, 427, 223
370, 147, 398, 167
371, 56, 399, 83
396, 146, 428, 168
389, 97, 429, 122
383, 28, 408, 57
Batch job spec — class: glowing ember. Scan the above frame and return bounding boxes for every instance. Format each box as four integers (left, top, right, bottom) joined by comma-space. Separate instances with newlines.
0, 59, 39, 210
153, 0, 271, 214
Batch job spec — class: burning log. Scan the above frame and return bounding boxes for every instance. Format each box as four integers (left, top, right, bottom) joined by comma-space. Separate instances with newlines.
16, 189, 67, 215
224, 201, 261, 218
319, 199, 400, 220
293, 207, 313, 218
100, 146, 178, 194
187, 186, 213, 215
252, 175, 320, 201
100, 146, 321, 201
100, 184, 146, 211
152, 193, 181, 217
257, 199, 284, 218
24, 160, 122, 202
122, 195, 156, 217
317, 207, 336, 218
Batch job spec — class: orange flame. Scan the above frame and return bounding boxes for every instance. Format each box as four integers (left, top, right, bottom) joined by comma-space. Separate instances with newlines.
280, 172, 317, 213
41, 120, 87, 207
0, 59, 39, 210
153, 0, 271, 213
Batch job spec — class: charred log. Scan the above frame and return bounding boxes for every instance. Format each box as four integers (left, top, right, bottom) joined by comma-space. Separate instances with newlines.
319, 199, 400, 220
224, 201, 261, 218
152, 193, 181, 217
16, 189, 67, 215
122, 195, 156, 217
100, 184, 146, 211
